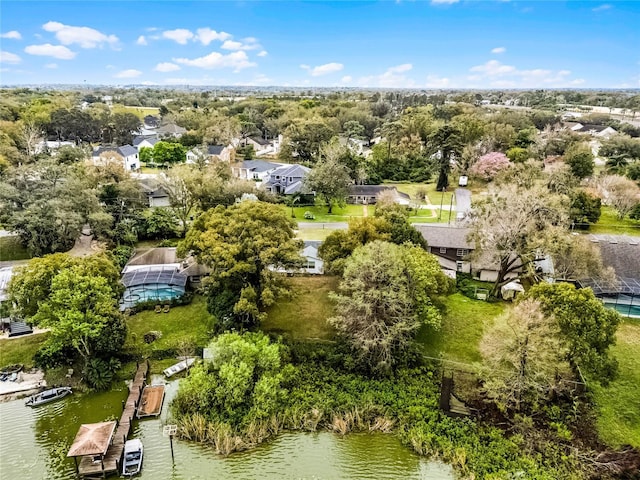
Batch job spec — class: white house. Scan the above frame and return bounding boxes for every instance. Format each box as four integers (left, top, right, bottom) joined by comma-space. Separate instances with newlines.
186, 144, 235, 164
92, 145, 139, 171
301, 241, 324, 274
34, 140, 75, 154
133, 135, 160, 151
232, 159, 284, 183
240, 135, 283, 156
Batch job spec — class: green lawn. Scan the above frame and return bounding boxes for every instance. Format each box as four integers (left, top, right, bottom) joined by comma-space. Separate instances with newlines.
296, 228, 337, 241
386, 182, 456, 208
125, 296, 214, 356
416, 293, 507, 364
591, 320, 640, 448
287, 204, 374, 222
587, 206, 640, 236
263, 276, 338, 341
0, 332, 49, 369
0, 236, 31, 261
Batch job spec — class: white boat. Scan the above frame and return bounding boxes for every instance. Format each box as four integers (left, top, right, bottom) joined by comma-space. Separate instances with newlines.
163, 357, 196, 378
25, 387, 72, 407
122, 439, 143, 477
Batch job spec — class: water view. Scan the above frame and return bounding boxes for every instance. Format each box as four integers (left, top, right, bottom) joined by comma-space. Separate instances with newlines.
0, 377, 454, 479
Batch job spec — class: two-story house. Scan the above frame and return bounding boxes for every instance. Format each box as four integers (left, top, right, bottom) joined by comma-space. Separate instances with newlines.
416, 225, 474, 275
263, 164, 310, 195
92, 145, 139, 171
186, 145, 235, 164
231, 160, 284, 183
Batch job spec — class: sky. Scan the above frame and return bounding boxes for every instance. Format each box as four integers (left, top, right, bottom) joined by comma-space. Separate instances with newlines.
0, 1, 639, 88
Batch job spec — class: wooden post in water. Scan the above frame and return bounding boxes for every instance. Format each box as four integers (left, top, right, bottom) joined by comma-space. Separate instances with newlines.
163, 424, 178, 465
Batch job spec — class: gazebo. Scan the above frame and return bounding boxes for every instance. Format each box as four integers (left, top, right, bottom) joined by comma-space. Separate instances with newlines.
67, 421, 117, 477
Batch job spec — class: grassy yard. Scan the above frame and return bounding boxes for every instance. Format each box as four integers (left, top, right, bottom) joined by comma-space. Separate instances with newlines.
125, 295, 214, 356
591, 320, 640, 448
416, 293, 507, 364
288, 204, 439, 224
0, 332, 49, 369
0, 236, 31, 261
296, 228, 337, 241
263, 276, 338, 341
587, 206, 640, 236
386, 182, 456, 208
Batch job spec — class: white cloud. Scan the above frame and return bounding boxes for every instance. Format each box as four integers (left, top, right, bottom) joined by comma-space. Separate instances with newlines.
136, 35, 147, 46
425, 75, 451, 88
173, 50, 256, 71
341, 75, 352, 83
358, 64, 416, 88
24, 43, 76, 60
1, 31, 22, 40
114, 69, 143, 79
470, 60, 516, 75
592, 4, 612, 12
257, 50, 268, 57
42, 21, 118, 48
491, 47, 506, 54
221, 39, 261, 51
155, 62, 181, 72
1, 51, 22, 64
195, 28, 231, 45
468, 59, 582, 87
431, 0, 460, 4
140, 81, 158, 86
162, 29, 194, 45
301, 62, 344, 76
45, 63, 58, 69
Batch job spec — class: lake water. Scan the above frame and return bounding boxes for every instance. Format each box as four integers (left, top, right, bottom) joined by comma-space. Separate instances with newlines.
0, 376, 454, 479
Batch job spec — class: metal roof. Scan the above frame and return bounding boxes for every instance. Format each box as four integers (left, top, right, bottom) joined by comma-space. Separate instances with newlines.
67, 421, 117, 458
121, 266, 187, 288
579, 277, 640, 296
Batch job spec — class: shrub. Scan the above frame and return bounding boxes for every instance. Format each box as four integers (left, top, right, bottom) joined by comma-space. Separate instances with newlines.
144, 331, 163, 344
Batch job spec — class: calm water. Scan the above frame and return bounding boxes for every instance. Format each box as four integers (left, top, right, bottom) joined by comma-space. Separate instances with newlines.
0, 376, 453, 479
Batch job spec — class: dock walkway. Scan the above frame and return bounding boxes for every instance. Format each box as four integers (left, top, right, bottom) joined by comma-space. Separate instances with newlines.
78, 361, 149, 478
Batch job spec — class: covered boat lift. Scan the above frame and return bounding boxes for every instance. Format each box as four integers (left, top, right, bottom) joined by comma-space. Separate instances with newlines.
67, 421, 117, 478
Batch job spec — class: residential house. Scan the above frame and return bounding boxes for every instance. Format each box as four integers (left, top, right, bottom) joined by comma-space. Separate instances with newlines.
156, 123, 187, 139
301, 241, 324, 274
567, 123, 617, 139
144, 115, 160, 129
101, 95, 113, 106
92, 145, 139, 171
133, 135, 160, 151
231, 159, 284, 183
186, 144, 235, 164
0, 266, 13, 303
263, 164, 310, 195
241, 135, 283, 156
416, 225, 474, 276
347, 185, 410, 205
338, 137, 372, 157
138, 178, 170, 207
34, 140, 75, 154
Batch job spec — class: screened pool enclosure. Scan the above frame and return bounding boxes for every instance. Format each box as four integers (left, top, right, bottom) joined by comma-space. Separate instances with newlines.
578, 277, 640, 318
120, 266, 187, 310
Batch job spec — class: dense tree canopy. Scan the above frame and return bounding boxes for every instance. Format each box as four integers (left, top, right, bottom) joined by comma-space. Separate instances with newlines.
330, 241, 450, 374
178, 201, 303, 329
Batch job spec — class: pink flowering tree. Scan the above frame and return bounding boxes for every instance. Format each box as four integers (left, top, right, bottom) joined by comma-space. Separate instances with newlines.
470, 152, 511, 181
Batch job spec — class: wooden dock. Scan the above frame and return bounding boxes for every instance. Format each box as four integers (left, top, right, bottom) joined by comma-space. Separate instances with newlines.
77, 361, 149, 478
137, 384, 165, 418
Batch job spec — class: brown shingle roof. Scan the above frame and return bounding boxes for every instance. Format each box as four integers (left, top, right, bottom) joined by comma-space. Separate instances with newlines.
415, 225, 474, 250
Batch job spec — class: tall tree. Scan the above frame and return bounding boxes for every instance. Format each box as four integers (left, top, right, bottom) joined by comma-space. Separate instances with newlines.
330, 241, 449, 374
428, 124, 463, 191
178, 201, 303, 329
303, 142, 352, 213
160, 165, 198, 237
469, 184, 568, 296
480, 299, 571, 413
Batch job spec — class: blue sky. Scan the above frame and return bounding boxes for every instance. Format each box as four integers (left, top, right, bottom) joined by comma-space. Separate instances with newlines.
1, 1, 638, 88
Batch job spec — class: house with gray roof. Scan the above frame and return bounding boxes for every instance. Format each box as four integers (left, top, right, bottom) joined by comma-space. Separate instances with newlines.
186, 144, 235, 163
264, 164, 310, 195
157, 123, 187, 138
91, 145, 139, 171
347, 185, 410, 205
232, 159, 284, 183
133, 135, 160, 151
